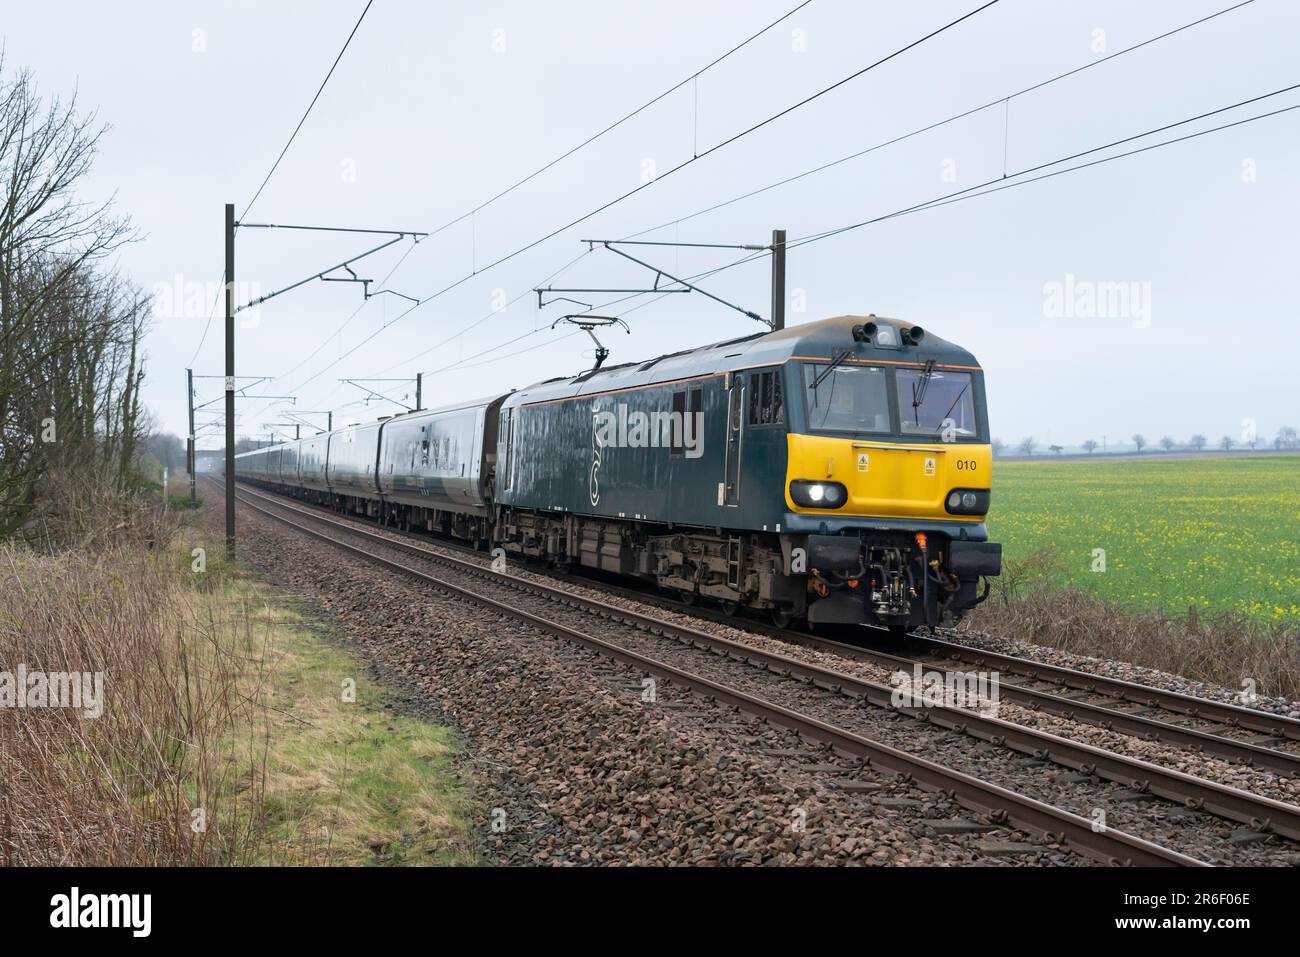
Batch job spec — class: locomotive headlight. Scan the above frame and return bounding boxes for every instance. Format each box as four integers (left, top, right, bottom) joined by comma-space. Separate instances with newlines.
945, 488, 990, 515
790, 480, 848, 509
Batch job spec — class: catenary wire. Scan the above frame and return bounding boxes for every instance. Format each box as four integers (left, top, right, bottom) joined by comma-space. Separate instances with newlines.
254, 0, 1002, 404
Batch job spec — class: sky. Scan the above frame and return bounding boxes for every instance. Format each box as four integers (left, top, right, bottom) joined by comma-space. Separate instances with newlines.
3, 0, 1297, 451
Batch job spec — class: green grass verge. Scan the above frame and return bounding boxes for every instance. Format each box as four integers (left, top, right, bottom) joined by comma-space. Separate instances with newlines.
209, 574, 478, 866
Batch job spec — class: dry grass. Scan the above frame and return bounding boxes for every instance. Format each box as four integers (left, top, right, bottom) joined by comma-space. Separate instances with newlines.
0, 539, 266, 865
965, 546, 1300, 700
19, 466, 180, 554
0, 505, 477, 866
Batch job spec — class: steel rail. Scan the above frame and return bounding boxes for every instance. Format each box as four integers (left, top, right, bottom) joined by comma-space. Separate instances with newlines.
913, 636, 1300, 742
227, 483, 1205, 867
231, 482, 1300, 844
737, 629, 1300, 777
509, 559, 1300, 776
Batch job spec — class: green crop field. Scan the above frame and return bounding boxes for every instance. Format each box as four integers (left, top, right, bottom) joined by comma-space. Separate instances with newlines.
986, 454, 1300, 624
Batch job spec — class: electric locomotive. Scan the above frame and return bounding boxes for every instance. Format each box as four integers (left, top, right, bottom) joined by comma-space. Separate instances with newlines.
235, 314, 1001, 632
494, 314, 999, 629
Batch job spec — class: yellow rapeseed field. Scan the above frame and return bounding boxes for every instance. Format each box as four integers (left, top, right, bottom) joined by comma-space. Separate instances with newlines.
987, 454, 1300, 623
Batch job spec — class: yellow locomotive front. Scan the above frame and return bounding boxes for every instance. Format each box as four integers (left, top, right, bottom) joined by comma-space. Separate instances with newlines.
777, 318, 1000, 631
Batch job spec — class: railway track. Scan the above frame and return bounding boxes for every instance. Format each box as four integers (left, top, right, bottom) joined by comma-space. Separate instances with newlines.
543, 569, 1300, 776
229, 481, 1300, 777
912, 635, 1300, 743
223, 480, 1300, 864
697, 616, 1300, 776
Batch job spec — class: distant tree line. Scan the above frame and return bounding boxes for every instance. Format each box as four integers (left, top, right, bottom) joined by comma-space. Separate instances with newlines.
0, 57, 150, 540
993, 427, 1299, 457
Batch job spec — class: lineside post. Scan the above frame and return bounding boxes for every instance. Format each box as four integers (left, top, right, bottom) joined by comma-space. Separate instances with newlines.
186, 367, 196, 504
770, 228, 786, 332
224, 202, 236, 558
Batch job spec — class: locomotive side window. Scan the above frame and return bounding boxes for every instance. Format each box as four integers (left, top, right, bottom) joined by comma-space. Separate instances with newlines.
747, 369, 784, 427
670, 387, 702, 457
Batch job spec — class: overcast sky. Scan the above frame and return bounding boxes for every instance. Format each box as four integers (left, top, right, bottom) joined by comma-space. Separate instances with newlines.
5, 0, 1297, 450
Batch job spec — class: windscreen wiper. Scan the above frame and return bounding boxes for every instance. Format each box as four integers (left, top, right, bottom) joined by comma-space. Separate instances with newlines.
910, 359, 936, 422
941, 382, 970, 423
811, 349, 854, 392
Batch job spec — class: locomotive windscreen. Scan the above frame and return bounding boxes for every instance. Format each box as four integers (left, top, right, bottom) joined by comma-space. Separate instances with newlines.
896, 368, 976, 437
802, 362, 891, 434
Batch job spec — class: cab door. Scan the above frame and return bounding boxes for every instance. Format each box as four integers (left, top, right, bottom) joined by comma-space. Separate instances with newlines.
722, 372, 744, 506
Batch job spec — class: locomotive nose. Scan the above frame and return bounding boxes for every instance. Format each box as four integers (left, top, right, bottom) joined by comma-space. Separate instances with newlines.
785, 434, 990, 520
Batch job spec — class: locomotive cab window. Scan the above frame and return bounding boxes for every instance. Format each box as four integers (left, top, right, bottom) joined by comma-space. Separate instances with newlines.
746, 369, 784, 427
897, 368, 978, 439
803, 362, 891, 434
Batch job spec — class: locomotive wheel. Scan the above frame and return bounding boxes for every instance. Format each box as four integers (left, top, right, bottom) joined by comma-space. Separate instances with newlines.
770, 608, 794, 629
720, 599, 740, 616
677, 589, 697, 606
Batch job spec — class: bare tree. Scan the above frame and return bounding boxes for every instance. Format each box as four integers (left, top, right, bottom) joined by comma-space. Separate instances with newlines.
1081, 439, 1098, 454
1159, 436, 1177, 452
144, 429, 185, 474
1132, 433, 1147, 452
1188, 434, 1207, 451
0, 57, 143, 541
1220, 435, 1234, 451
990, 438, 1005, 457
1018, 436, 1037, 456
1276, 426, 1299, 451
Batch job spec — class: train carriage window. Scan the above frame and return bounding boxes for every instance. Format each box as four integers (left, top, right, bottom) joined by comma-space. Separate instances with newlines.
746, 369, 785, 427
